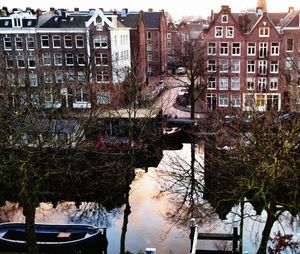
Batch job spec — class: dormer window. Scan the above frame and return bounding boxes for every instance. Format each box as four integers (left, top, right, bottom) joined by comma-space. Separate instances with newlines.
96, 22, 103, 31
13, 18, 22, 27
259, 27, 269, 37
4, 20, 9, 26
221, 15, 228, 23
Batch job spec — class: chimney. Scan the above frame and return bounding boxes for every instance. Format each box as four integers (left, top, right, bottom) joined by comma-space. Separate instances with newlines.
50, 7, 55, 12
288, 6, 294, 13
74, 7, 79, 12
221, 5, 231, 12
121, 8, 127, 17
148, 8, 153, 12
113, 9, 117, 15
36, 8, 42, 19
210, 9, 214, 22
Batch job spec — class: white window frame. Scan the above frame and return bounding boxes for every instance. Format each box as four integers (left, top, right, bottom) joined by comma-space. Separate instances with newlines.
259, 27, 270, 37
231, 77, 240, 90
269, 78, 278, 90
247, 42, 256, 56
16, 55, 25, 68
207, 60, 216, 72
6, 55, 14, 68
96, 70, 109, 83
41, 35, 49, 48
15, 37, 23, 50
97, 92, 111, 104
42, 53, 51, 66
219, 94, 229, 107
258, 60, 267, 75
94, 35, 108, 48
207, 77, 216, 89
219, 59, 228, 73
220, 42, 228, 56
247, 60, 255, 73
258, 77, 267, 92
271, 42, 279, 56
54, 53, 62, 66
52, 35, 61, 48
226, 27, 234, 38
232, 42, 240, 56
215, 27, 223, 38
231, 59, 240, 73
286, 38, 294, 52
64, 35, 72, 48
55, 70, 64, 83
77, 53, 85, 66
4, 37, 12, 50
28, 55, 36, 68
26, 37, 35, 50
65, 53, 74, 66
219, 76, 228, 90
75, 35, 84, 48
221, 15, 228, 23
270, 60, 279, 73
259, 42, 268, 58
207, 42, 216, 55
246, 77, 255, 90
43, 71, 52, 83
231, 94, 241, 107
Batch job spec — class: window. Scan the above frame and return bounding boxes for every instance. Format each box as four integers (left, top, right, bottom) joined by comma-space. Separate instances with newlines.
6, 55, 14, 68
29, 73, 38, 86
271, 42, 279, 55
219, 59, 228, 72
226, 27, 234, 38
42, 53, 51, 65
94, 35, 108, 48
64, 35, 72, 48
247, 77, 255, 90
147, 52, 152, 61
26, 37, 35, 50
55, 71, 64, 83
286, 38, 294, 51
259, 42, 268, 58
219, 94, 228, 107
4, 37, 12, 50
43, 72, 52, 83
232, 42, 240, 55
13, 18, 21, 27
259, 27, 270, 37
247, 60, 255, 73
231, 59, 240, 73
78, 71, 86, 82
44, 89, 54, 103
231, 94, 241, 107
208, 42, 216, 55
207, 77, 216, 89
221, 15, 228, 23
256, 94, 265, 109
97, 92, 111, 104
75, 35, 84, 48
95, 53, 108, 65
231, 77, 240, 90
54, 53, 62, 66
258, 60, 267, 75
66, 71, 75, 82
220, 42, 228, 55
267, 95, 279, 111
219, 77, 228, 90
16, 55, 25, 68
285, 57, 293, 70
147, 41, 152, 51
52, 35, 61, 48
77, 54, 85, 66
75, 89, 88, 103
41, 35, 49, 48
65, 53, 74, 66
15, 37, 23, 50
269, 77, 278, 90
247, 42, 256, 55
270, 61, 279, 73
215, 27, 223, 37
244, 94, 255, 108
147, 31, 152, 40
28, 55, 36, 68
96, 70, 109, 82
208, 60, 216, 72
206, 94, 217, 110
258, 77, 267, 92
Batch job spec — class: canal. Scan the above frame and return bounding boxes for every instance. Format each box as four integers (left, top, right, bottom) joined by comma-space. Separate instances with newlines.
1, 143, 300, 254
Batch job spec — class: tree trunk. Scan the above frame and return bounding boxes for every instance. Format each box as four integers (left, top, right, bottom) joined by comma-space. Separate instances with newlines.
120, 184, 131, 254
256, 207, 276, 254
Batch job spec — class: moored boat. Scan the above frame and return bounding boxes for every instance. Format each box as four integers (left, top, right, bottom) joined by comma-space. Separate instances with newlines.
0, 222, 108, 253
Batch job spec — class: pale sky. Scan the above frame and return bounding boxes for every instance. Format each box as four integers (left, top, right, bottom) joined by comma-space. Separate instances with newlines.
1, 0, 300, 20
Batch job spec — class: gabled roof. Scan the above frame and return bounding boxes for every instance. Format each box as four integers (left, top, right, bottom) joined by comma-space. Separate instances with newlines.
144, 12, 161, 29
118, 13, 140, 28
279, 10, 300, 27
247, 12, 281, 36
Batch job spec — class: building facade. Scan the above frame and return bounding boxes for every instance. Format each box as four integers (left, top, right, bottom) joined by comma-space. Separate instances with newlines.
0, 7, 131, 110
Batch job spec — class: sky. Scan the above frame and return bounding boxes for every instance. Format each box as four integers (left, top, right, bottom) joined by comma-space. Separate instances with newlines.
1, 0, 300, 20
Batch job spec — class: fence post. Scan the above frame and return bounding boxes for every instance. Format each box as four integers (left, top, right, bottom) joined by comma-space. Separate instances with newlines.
190, 218, 196, 253
233, 227, 238, 253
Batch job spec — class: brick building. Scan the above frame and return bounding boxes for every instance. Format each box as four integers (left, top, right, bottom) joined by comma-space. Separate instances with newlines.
0, 7, 131, 110
202, 0, 300, 112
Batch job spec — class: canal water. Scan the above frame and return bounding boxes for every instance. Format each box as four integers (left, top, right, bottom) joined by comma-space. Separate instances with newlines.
2, 144, 300, 254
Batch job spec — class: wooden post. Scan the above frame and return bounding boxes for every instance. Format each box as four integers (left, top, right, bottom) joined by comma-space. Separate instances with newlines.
233, 227, 238, 253
190, 218, 196, 253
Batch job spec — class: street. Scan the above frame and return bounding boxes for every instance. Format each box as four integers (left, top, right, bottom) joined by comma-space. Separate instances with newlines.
153, 75, 191, 118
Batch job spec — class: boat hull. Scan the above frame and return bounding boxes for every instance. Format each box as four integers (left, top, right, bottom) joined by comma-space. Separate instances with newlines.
0, 223, 108, 253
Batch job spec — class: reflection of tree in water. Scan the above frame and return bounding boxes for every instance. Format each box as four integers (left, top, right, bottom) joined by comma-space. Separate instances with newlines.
69, 202, 122, 229
156, 144, 217, 233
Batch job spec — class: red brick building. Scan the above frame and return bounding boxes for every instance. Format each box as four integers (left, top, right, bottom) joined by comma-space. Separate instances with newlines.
202, 0, 299, 112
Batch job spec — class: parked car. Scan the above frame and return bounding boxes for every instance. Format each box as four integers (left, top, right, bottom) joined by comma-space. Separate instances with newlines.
176, 88, 190, 106
177, 67, 186, 75
157, 80, 166, 94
